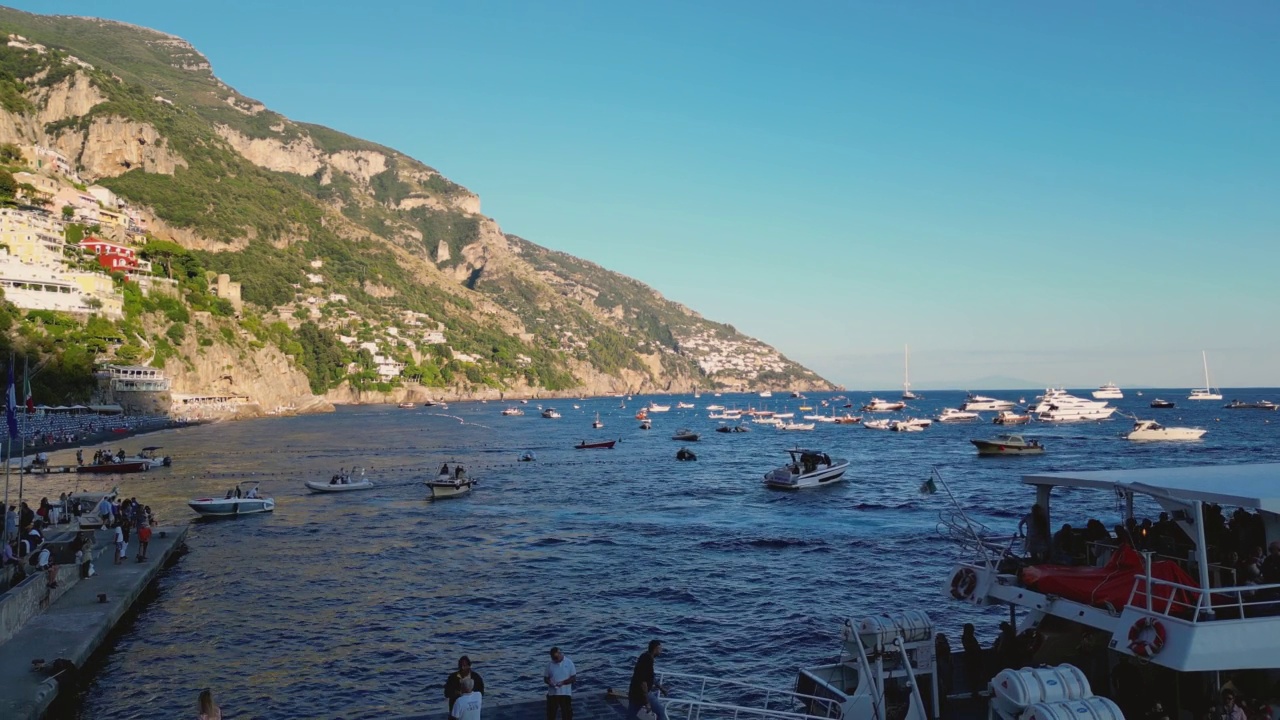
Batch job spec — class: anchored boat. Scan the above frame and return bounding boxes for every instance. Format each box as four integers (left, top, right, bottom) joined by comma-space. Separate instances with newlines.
763, 448, 849, 490
971, 434, 1044, 455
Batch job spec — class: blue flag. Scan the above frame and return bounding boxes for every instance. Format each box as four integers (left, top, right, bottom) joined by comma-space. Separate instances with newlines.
5, 360, 16, 440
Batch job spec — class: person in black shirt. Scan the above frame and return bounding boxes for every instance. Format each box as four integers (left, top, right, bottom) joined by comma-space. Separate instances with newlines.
444, 656, 485, 714
628, 640, 667, 720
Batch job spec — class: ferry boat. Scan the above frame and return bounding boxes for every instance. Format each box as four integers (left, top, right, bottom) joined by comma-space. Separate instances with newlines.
658, 463, 1280, 720
1091, 382, 1124, 399
762, 448, 848, 489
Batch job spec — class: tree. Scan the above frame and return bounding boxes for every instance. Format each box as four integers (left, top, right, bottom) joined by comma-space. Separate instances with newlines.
0, 168, 15, 201
61, 205, 74, 220
139, 238, 187, 279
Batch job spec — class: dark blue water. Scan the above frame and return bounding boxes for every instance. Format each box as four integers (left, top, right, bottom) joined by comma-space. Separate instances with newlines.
22, 389, 1280, 719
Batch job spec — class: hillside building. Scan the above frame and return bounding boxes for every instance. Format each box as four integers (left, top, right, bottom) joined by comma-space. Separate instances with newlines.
211, 273, 243, 313
97, 364, 170, 414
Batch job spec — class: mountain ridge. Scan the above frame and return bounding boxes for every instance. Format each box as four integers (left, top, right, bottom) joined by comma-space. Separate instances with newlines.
0, 6, 833, 415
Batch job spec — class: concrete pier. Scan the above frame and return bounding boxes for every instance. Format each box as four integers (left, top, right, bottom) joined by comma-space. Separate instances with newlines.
0, 524, 189, 720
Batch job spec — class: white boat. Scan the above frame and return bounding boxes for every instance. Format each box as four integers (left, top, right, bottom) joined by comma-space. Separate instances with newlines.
1030, 388, 1116, 421
647, 402, 671, 413
676, 402, 695, 409
705, 404, 725, 411
752, 417, 782, 426
758, 390, 773, 398
901, 344, 920, 400
541, 407, 561, 419
861, 397, 905, 412
959, 393, 1015, 412
1188, 350, 1223, 400
935, 408, 979, 422
306, 468, 374, 492
762, 448, 849, 490
779, 422, 815, 431
188, 482, 275, 517
889, 419, 925, 432
427, 463, 475, 499
863, 418, 894, 430
993, 410, 1031, 425
123, 446, 172, 468
1126, 419, 1206, 441
501, 406, 524, 416
592, 412, 604, 429
1091, 382, 1124, 399
970, 433, 1044, 455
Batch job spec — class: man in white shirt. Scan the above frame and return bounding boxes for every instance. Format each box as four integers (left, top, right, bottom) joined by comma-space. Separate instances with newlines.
450, 676, 482, 720
544, 646, 577, 720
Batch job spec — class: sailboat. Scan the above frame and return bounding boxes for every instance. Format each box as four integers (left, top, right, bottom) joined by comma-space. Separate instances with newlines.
1188, 350, 1223, 401
901, 344, 921, 401
592, 412, 604, 429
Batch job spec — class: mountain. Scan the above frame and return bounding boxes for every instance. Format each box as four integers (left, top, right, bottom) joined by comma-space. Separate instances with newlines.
0, 8, 832, 412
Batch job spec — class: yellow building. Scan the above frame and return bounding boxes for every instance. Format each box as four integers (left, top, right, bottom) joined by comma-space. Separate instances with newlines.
0, 208, 65, 265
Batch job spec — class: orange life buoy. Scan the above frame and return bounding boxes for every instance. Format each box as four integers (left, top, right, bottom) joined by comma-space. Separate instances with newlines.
950, 567, 978, 600
1127, 617, 1166, 657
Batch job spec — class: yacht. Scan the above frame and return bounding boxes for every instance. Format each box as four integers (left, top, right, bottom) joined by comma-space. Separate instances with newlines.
959, 394, 1015, 412
935, 408, 980, 422
1223, 399, 1278, 411
1029, 388, 1116, 422
861, 397, 906, 412
1150, 398, 1176, 409
1091, 382, 1123, 399
1125, 419, 1206, 441
1188, 350, 1223, 400
762, 448, 849, 490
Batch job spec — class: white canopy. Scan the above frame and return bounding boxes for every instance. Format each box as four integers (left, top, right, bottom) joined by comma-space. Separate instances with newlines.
1023, 463, 1280, 514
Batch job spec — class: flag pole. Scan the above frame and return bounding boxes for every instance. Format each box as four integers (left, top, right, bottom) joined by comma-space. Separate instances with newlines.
17, 355, 26, 508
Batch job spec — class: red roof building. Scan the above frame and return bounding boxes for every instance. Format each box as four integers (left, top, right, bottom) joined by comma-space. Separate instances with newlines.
80, 238, 139, 274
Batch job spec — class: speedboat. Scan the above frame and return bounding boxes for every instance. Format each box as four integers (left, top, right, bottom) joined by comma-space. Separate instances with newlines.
705, 404, 726, 411
189, 482, 275, 516
959, 393, 1015, 412
861, 397, 905, 412
1091, 382, 1124, 399
780, 422, 815, 431
889, 419, 925, 432
123, 446, 172, 469
1223, 399, 1278, 410
77, 458, 149, 474
541, 408, 561, 419
647, 402, 671, 413
574, 439, 617, 449
640, 418, 652, 430
501, 406, 524, 416
832, 414, 862, 425
671, 429, 700, 441
759, 390, 773, 398
1150, 398, 1176, 409
676, 402, 695, 409
306, 468, 374, 492
935, 408, 980, 422
970, 434, 1044, 455
1126, 419, 1206, 441
427, 464, 475, 498
762, 448, 849, 490
863, 419, 894, 430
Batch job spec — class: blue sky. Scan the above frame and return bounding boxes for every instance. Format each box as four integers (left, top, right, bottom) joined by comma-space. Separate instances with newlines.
9, 1, 1279, 388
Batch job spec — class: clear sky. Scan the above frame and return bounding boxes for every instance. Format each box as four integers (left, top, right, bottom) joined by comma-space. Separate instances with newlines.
8, 1, 1279, 389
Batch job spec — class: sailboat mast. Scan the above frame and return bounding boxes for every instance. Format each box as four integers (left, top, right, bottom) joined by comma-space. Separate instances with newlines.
1202, 350, 1211, 390
904, 344, 910, 394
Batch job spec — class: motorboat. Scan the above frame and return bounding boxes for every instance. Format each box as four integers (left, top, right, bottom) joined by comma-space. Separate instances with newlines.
306, 467, 373, 492
863, 419, 894, 430
762, 448, 849, 490
541, 408, 561, 419
189, 482, 275, 516
935, 408, 979, 422
501, 406, 524, 416
798, 405, 813, 412
123, 446, 172, 469
574, 439, 617, 449
1030, 388, 1116, 421
1126, 419, 1206, 441
518, 450, 537, 462
970, 434, 1044, 455
592, 412, 604, 428
705, 404, 725, 411
640, 418, 652, 430
715, 424, 749, 433
1091, 382, 1124, 399
1188, 350, 1222, 400
861, 397, 905, 412
77, 458, 149, 474
65, 487, 119, 530
959, 393, 1015, 412
676, 402, 695, 409
889, 419, 925, 432
671, 429, 700, 441
398, 402, 416, 409
647, 402, 671, 413
758, 390, 773, 398
1223, 399, 1278, 410
1150, 398, 1176, 409
427, 464, 475, 499
752, 417, 782, 427
675, 447, 697, 461
992, 410, 1031, 425
780, 422, 815, 431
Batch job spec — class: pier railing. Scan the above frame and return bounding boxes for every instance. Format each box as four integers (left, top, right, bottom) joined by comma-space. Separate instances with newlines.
657, 672, 841, 720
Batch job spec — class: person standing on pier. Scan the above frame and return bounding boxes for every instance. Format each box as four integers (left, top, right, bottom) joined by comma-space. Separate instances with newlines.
113, 523, 125, 565
544, 646, 577, 720
449, 676, 482, 720
628, 640, 668, 720
444, 656, 485, 715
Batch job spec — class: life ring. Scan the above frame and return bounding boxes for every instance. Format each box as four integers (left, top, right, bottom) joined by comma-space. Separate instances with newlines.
1127, 617, 1166, 657
950, 567, 978, 600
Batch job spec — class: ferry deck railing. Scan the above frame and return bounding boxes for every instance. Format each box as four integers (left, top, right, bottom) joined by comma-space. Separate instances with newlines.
661, 699, 838, 720
656, 672, 841, 720
1126, 574, 1280, 621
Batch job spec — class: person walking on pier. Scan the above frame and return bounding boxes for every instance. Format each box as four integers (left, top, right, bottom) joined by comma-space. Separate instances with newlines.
444, 656, 485, 715
449, 676, 482, 720
628, 640, 668, 720
544, 646, 577, 720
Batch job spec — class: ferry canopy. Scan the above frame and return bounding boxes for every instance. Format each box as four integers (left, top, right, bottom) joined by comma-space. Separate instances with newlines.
1023, 463, 1280, 514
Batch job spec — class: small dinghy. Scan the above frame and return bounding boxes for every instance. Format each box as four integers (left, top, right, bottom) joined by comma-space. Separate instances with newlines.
306, 467, 373, 493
